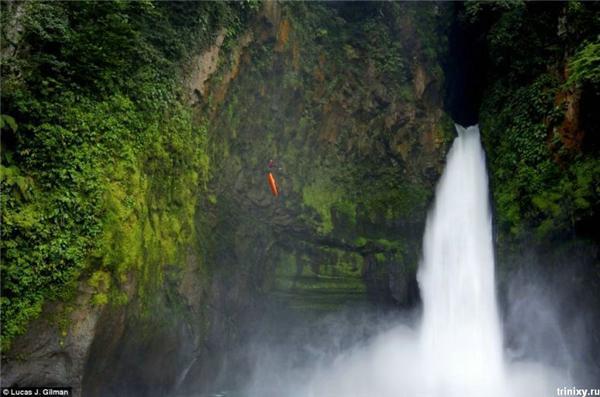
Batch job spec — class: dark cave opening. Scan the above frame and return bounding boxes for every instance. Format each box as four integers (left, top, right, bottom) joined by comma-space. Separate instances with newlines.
442, 4, 492, 127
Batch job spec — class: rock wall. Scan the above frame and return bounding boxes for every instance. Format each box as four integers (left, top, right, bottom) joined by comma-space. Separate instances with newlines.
1, 3, 454, 394
177, 2, 453, 393
0, 284, 101, 396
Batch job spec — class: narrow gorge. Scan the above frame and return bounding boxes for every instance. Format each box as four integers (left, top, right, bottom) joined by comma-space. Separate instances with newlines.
1, 2, 598, 396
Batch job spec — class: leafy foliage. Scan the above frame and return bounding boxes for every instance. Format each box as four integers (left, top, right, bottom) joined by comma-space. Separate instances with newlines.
567, 42, 600, 88
474, 1, 600, 243
0, 1, 254, 351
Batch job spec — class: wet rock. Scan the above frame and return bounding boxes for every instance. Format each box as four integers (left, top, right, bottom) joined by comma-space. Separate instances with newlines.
1, 284, 102, 396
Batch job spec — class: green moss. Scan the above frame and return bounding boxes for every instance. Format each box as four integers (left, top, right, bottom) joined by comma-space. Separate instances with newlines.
302, 177, 344, 234
375, 238, 405, 253
0, 1, 252, 350
357, 180, 430, 223
354, 237, 368, 246
333, 200, 357, 225
207, 193, 218, 205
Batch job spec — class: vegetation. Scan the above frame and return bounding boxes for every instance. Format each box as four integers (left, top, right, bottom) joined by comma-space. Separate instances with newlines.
468, 1, 600, 244
3, 0, 594, 358
0, 1, 256, 351
567, 42, 600, 88
2, 1, 598, 391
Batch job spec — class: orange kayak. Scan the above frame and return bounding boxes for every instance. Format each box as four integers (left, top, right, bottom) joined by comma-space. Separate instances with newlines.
267, 172, 279, 197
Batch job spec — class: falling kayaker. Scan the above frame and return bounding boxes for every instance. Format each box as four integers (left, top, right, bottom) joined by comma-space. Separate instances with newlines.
266, 159, 279, 197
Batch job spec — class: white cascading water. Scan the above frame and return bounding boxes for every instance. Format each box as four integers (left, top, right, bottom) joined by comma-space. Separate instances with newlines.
418, 124, 505, 395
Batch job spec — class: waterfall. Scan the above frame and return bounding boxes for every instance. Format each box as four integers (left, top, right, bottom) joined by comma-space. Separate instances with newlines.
241, 124, 568, 397
418, 124, 505, 395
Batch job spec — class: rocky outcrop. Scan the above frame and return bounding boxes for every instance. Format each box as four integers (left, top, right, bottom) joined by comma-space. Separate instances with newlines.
82, 253, 209, 397
187, 29, 227, 103
1, 284, 102, 396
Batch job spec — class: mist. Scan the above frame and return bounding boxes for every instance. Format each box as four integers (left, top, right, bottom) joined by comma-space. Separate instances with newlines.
224, 269, 580, 397
178, 127, 593, 397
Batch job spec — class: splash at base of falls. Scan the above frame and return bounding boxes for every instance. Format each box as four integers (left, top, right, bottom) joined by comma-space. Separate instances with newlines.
288, 325, 567, 397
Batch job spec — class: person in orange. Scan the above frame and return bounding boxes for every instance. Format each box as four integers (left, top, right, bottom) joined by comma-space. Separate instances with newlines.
266, 159, 279, 197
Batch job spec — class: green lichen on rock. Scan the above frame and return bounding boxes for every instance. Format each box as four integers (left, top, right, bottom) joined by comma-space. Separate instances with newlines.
302, 171, 350, 234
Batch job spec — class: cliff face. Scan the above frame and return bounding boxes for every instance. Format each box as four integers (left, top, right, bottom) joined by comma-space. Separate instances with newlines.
1, 2, 452, 395
179, 3, 453, 392
199, 0, 452, 308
